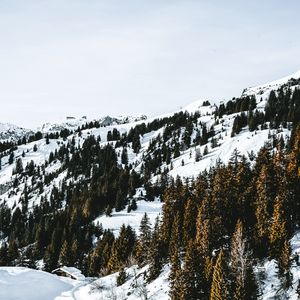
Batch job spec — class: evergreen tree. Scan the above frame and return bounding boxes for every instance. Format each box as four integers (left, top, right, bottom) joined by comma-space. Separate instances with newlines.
255, 165, 272, 257
8, 152, 14, 165
59, 240, 70, 266
183, 197, 198, 244
117, 267, 127, 286
71, 239, 79, 267
210, 249, 229, 300
278, 239, 292, 289
121, 147, 128, 165
14, 158, 24, 174
287, 125, 300, 225
148, 217, 166, 282
230, 220, 258, 300
0, 244, 8, 266
169, 247, 182, 300
180, 240, 206, 299
107, 225, 136, 272
8, 240, 19, 265
135, 213, 152, 266
269, 198, 287, 259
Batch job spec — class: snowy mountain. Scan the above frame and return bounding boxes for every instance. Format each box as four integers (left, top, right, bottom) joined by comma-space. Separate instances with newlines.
0, 70, 300, 299
39, 114, 147, 133
0, 122, 33, 142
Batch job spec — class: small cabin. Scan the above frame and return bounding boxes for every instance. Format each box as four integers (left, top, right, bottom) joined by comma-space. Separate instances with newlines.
52, 266, 85, 281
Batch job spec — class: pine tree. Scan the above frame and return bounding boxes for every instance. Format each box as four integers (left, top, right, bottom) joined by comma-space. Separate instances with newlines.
14, 158, 23, 174
210, 249, 229, 300
287, 125, 300, 225
180, 240, 206, 299
107, 225, 136, 272
195, 147, 202, 162
43, 245, 57, 272
196, 202, 211, 258
278, 239, 292, 289
183, 197, 198, 244
169, 247, 182, 300
135, 213, 152, 266
71, 239, 79, 267
8, 152, 14, 165
173, 142, 180, 158
196, 200, 213, 291
59, 240, 70, 266
121, 147, 128, 165
255, 165, 271, 257
230, 220, 258, 300
116, 267, 127, 286
0, 244, 8, 266
7, 240, 19, 265
169, 211, 182, 258
148, 217, 166, 282
230, 220, 247, 299
269, 198, 287, 259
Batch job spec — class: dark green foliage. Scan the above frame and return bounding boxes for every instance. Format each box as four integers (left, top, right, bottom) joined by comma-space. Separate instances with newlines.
8, 152, 14, 164
116, 267, 127, 286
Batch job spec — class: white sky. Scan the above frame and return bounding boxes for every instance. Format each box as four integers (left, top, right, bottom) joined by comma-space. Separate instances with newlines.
1, 0, 300, 128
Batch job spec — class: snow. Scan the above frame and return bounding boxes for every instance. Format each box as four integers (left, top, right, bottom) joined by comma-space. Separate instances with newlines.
0, 267, 80, 300
94, 198, 163, 236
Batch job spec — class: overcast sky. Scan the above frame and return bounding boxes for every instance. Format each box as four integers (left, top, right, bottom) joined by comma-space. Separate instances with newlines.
1, 0, 300, 128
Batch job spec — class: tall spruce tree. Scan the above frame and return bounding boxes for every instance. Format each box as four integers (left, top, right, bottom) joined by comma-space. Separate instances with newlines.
135, 213, 152, 266
210, 249, 229, 300
180, 240, 206, 300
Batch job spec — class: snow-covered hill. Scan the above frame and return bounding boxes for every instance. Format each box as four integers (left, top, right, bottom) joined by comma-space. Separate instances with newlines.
0, 123, 33, 142
0, 267, 83, 300
243, 70, 300, 98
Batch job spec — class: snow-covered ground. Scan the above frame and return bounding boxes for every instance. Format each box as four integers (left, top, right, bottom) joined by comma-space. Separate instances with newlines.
94, 198, 163, 236
0, 267, 82, 300
0, 265, 170, 300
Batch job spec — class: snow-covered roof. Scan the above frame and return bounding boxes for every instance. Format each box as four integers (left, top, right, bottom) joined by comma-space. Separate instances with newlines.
52, 266, 85, 281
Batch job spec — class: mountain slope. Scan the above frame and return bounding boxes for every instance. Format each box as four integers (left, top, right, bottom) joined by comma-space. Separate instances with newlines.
0, 71, 300, 299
